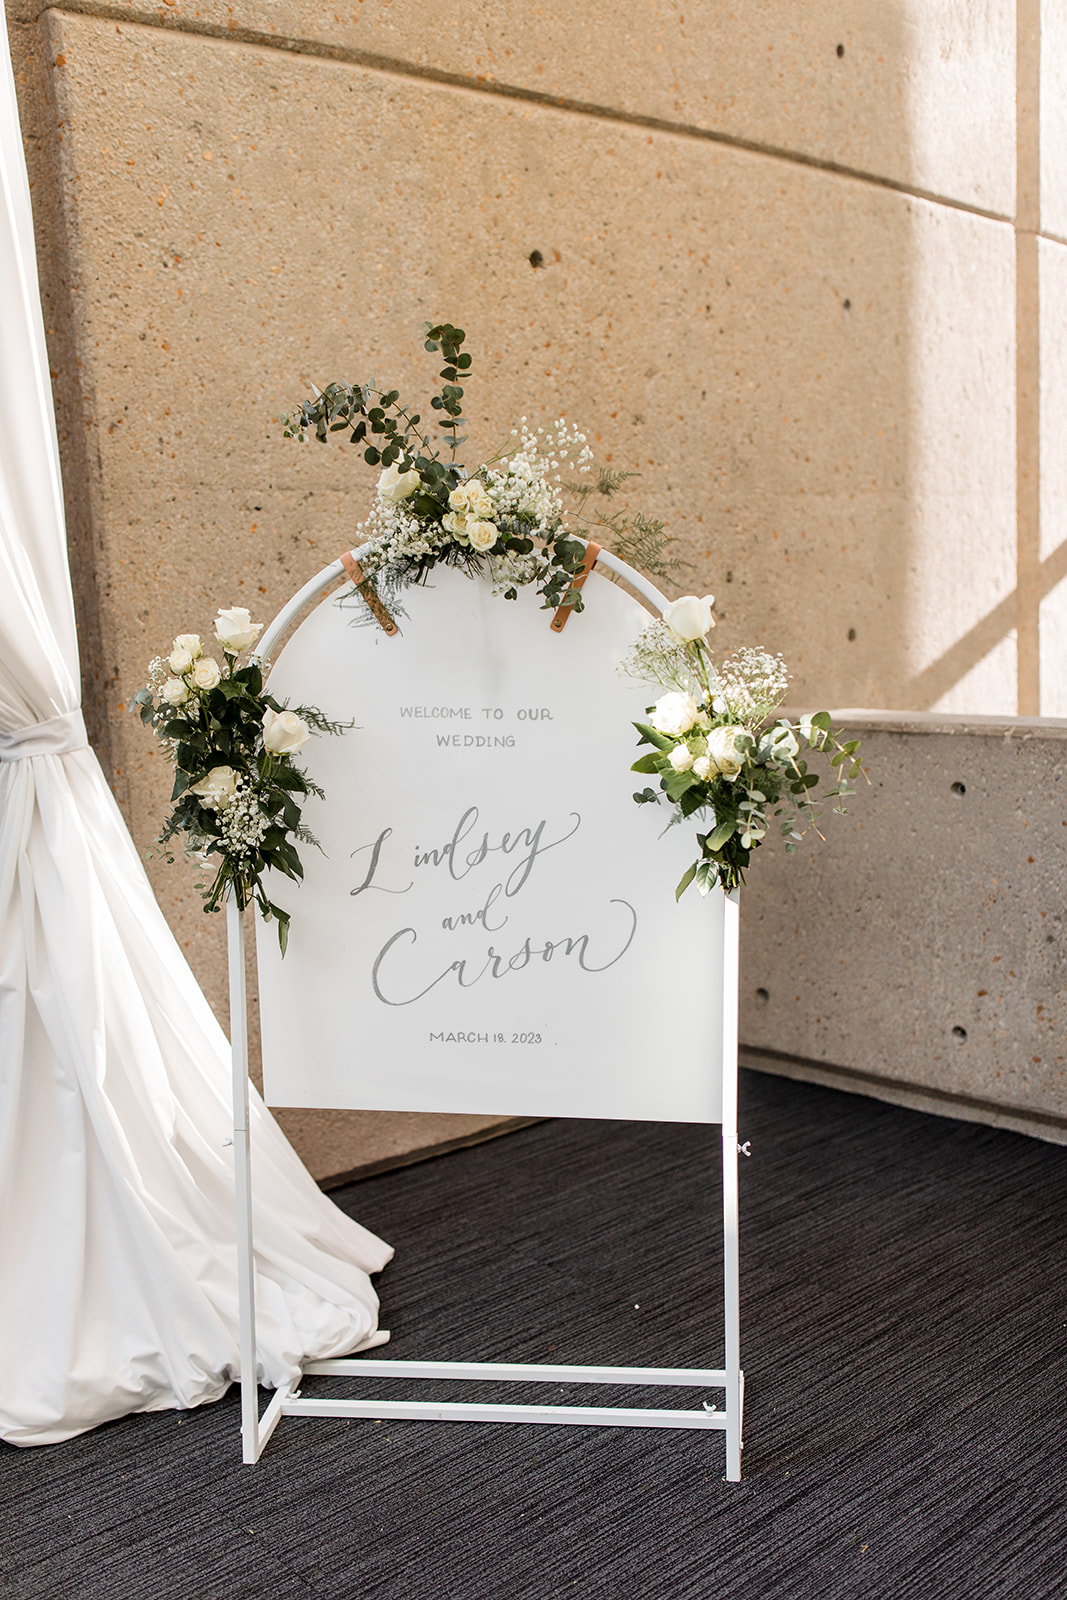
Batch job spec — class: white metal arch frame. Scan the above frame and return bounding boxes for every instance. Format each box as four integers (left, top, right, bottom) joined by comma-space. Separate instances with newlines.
229, 540, 744, 1479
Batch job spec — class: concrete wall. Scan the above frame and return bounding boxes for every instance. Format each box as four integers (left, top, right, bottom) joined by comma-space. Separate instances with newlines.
741, 713, 1067, 1142
6, 2, 1064, 1169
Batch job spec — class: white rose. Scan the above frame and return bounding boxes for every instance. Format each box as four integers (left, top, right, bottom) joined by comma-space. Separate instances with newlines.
191, 657, 221, 691
168, 646, 193, 675
262, 707, 311, 755
706, 724, 749, 777
378, 462, 421, 502
649, 691, 701, 738
448, 482, 473, 513
214, 606, 263, 654
692, 753, 716, 781
172, 633, 202, 660
161, 676, 190, 706
465, 482, 493, 519
669, 744, 695, 774
442, 509, 470, 543
664, 594, 716, 642
189, 765, 239, 809
467, 519, 499, 552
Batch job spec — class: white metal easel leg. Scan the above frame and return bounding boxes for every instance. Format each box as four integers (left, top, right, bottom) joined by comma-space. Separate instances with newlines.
721, 889, 743, 1481
227, 893, 261, 1464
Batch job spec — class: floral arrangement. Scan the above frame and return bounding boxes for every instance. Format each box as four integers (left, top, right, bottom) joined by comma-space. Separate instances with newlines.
625, 594, 864, 897
130, 326, 859, 955
281, 322, 674, 620
131, 607, 347, 952
279, 321, 861, 904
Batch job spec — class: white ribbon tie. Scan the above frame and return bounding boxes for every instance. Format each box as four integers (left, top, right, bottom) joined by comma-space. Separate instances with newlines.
0, 708, 89, 760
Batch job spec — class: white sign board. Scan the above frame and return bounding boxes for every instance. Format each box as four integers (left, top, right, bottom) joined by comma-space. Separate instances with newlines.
258, 562, 725, 1123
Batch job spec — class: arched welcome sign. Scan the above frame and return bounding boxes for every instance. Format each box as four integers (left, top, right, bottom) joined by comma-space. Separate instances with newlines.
257, 558, 725, 1123
228, 543, 743, 1480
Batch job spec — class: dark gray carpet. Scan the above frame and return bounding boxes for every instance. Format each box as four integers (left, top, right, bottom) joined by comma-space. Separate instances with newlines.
3, 1069, 1066, 1600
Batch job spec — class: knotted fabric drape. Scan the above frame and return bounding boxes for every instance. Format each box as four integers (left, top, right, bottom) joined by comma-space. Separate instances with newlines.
0, 13, 391, 1446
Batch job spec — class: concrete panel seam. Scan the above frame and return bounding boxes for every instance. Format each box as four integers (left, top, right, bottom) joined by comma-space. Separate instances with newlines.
41, 2, 1014, 227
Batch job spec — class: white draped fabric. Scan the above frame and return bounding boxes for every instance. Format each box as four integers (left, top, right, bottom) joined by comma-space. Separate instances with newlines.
0, 15, 391, 1446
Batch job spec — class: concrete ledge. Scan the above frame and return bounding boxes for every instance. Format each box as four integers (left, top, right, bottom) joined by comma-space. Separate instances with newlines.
741, 1047, 1067, 1147
740, 713, 1067, 1138
806, 709, 1067, 740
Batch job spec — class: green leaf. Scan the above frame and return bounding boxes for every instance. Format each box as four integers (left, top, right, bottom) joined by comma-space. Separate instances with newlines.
216, 679, 247, 701
269, 765, 305, 792
663, 770, 699, 801
630, 751, 663, 775
675, 863, 697, 901
271, 836, 304, 877
268, 905, 290, 957
632, 720, 674, 751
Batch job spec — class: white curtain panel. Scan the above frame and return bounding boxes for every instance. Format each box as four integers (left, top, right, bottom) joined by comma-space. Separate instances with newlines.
0, 14, 391, 1446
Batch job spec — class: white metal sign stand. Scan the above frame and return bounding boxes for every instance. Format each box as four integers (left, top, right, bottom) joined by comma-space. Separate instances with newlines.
227, 546, 744, 1480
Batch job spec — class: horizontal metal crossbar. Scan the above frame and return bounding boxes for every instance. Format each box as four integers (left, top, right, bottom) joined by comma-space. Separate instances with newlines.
282, 1396, 727, 1430
302, 1358, 728, 1387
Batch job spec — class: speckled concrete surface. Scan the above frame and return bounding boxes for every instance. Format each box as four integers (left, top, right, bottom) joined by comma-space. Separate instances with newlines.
741, 714, 1067, 1132
5, 1, 1063, 1168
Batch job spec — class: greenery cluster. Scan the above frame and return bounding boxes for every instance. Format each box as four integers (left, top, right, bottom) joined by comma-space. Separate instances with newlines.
280, 323, 674, 615
626, 622, 864, 896
132, 624, 346, 953
563, 469, 676, 582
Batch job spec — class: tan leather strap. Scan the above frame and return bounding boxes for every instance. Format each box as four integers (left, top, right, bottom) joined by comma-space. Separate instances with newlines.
550, 540, 602, 633
339, 551, 398, 636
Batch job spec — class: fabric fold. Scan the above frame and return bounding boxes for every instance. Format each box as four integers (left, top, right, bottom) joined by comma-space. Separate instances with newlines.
0, 6, 392, 1448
